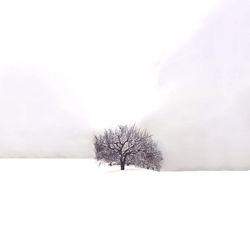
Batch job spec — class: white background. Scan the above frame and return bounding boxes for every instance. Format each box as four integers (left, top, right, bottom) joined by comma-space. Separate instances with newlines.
0, 159, 249, 250
0, 0, 225, 157
0, 0, 223, 127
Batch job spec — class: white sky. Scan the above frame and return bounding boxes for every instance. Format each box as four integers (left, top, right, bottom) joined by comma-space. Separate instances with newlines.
0, 0, 222, 130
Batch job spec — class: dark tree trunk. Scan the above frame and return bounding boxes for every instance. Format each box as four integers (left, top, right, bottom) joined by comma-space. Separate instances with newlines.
121, 163, 125, 170
120, 158, 125, 170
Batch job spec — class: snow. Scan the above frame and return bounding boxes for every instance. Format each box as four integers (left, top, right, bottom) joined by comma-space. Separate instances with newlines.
0, 159, 249, 250
143, 0, 250, 170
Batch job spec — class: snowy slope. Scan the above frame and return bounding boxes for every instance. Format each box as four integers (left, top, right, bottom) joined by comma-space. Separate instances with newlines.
144, 0, 250, 170
0, 159, 249, 250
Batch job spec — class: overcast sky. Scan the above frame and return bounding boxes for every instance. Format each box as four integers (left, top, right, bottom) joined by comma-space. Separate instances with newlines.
0, 0, 223, 156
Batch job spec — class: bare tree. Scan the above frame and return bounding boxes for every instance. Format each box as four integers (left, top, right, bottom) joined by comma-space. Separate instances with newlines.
94, 125, 163, 171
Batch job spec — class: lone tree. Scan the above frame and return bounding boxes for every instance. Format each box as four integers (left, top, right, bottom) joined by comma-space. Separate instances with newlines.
94, 125, 163, 171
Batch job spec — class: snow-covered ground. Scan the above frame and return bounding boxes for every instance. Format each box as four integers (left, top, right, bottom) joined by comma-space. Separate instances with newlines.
0, 159, 249, 250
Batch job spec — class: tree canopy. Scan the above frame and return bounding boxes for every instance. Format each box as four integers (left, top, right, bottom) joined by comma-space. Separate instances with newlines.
94, 125, 163, 171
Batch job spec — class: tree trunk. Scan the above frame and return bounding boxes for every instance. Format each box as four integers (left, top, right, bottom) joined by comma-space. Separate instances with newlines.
120, 159, 125, 170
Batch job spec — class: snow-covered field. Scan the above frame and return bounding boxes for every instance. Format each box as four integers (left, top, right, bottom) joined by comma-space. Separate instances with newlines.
0, 159, 249, 250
